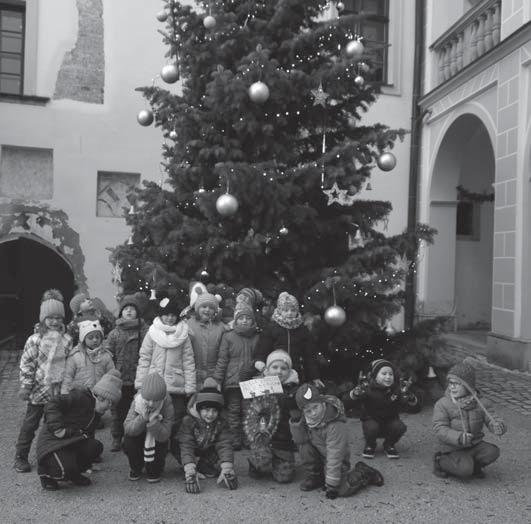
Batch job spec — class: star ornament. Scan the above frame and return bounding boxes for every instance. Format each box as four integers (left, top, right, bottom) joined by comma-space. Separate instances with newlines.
323, 182, 347, 205
311, 82, 329, 107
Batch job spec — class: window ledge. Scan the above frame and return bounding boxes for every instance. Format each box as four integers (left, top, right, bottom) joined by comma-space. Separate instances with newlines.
0, 93, 50, 106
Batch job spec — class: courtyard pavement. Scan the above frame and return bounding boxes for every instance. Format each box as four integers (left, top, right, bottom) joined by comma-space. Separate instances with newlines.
0, 347, 530, 524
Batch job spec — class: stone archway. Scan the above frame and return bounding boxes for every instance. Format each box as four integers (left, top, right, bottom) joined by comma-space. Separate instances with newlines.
0, 235, 75, 348
425, 113, 495, 329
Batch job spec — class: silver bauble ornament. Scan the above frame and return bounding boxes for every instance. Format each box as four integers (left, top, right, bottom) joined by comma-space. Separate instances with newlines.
216, 193, 239, 216
377, 152, 397, 172
137, 109, 154, 126
324, 305, 346, 327
203, 15, 216, 29
248, 81, 270, 104
156, 10, 168, 22
336, 1, 345, 11
169, 130, 178, 140
354, 75, 365, 87
346, 39, 364, 59
279, 226, 289, 236
161, 63, 179, 84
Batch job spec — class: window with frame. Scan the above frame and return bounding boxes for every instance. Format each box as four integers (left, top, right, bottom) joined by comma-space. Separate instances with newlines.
456, 201, 480, 240
342, 0, 389, 84
0, 1, 25, 95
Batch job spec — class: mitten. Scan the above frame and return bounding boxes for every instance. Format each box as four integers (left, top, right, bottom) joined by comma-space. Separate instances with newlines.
18, 387, 31, 401
217, 462, 238, 490
325, 484, 338, 500
492, 420, 506, 436
184, 463, 200, 494
254, 361, 266, 372
349, 386, 364, 399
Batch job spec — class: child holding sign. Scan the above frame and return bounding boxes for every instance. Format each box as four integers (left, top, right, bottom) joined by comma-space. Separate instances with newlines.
243, 350, 299, 483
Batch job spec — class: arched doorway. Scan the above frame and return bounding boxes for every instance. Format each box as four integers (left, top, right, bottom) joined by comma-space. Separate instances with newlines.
0, 235, 75, 349
426, 114, 495, 329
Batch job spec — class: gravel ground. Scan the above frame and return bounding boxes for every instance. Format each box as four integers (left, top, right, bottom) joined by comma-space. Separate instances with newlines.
1, 401, 530, 524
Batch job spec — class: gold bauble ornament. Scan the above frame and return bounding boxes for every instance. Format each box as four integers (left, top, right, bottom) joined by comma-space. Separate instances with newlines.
248, 81, 270, 104
216, 193, 239, 216
156, 10, 168, 22
377, 152, 397, 172
203, 15, 216, 29
137, 109, 154, 126
346, 39, 364, 59
161, 63, 179, 84
324, 305, 346, 327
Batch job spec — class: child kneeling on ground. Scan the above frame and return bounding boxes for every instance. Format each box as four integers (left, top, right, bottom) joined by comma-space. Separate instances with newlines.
36, 369, 122, 491
432, 360, 506, 479
290, 383, 384, 499
177, 378, 237, 494
349, 359, 420, 459
123, 372, 174, 482
244, 349, 299, 483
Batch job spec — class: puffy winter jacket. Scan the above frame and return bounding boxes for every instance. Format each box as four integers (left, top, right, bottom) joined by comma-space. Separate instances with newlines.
254, 321, 320, 381
104, 319, 148, 385
123, 392, 174, 442
432, 390, 503, 453
61, 345, 115, 395
177, 395, 234, 466
36, 388, 100, 461
135, 319, 196, 395
289, 395, 350, 488
353, 381, 421, 421
213, 329, 258, 388
187, 317, 226, 389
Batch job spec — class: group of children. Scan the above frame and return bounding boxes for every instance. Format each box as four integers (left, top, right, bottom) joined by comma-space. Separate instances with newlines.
14, 285, 507, 495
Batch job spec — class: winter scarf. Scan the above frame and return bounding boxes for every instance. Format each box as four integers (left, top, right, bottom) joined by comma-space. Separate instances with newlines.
148, 317, 189, 349
271, 309, 303, 330
85, 345, 104, 364
134, 393, 164, 463
41, 330, 68, 387
115, 317, 142, 330
233, 324, 257, 337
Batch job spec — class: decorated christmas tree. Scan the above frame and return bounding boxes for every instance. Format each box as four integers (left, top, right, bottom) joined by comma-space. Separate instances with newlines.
111, 0, 436, 381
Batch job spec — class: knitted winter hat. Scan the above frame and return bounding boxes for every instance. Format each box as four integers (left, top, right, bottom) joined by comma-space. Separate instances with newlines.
369, 359, 395, 380
157, 295, 181, 316
234, 301, 255, 321
276, 291, 299, 311
119, 293, 143, 316
189, 282, 208, 308
237, 287, 264, 309
195, 377, 224, 411
39, 289, 65, 322
266, 349, 292, 370
69, 293, 88, 316
194, 292, 219, 312
295, 383, 324, 409
93, 369, 122, 403
78, 319, 104, 343
141, 372, 167, 402
447, 360, 476, 391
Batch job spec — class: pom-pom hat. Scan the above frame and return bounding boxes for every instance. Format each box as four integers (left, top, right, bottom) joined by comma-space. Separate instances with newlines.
78, 319, 104, 343
195, 377, 224, 411
369, 359, 395, 380
194, 292, 219, 312
40, 289, 65, 322
295, 383, 323, 409
157, 295, 181, 316
266, 349, 292, 369
93, 369, 122, 403
447, 360, 476, 392
276, 292, 299, 311
69, 293, 88, 316
141, 372, 167, 401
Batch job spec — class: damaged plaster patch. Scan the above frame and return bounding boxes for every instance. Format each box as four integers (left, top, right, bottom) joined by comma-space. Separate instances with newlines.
53, 0, 104, 104
0, 201, 87, 291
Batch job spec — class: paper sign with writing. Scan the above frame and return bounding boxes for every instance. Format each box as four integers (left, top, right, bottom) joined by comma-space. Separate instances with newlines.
239, 376, 283, 399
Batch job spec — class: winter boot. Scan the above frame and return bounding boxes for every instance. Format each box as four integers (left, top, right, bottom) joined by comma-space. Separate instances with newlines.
40, 476, 59, 491
433, 452, 448, 478
14, 455, 31, 473
70, 474, 91, 486
354, 461, 384, 486
342, 468, 369, 496
299, 474, 324, 491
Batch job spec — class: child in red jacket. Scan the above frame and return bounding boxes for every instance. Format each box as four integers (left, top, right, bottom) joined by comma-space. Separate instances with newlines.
290, 383, 383, 499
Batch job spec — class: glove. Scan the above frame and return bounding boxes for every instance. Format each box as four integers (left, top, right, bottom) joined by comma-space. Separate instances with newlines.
18, 387, 31, 401
349, 386, 364, 399
184, 464, 200, 494
492, 420, 506, 436
254, 361, 266, 372
217, 462, 238, 490
146, 414, 163, 427
459, 432, 473, 446
312, 379, 325, 389
325, 485, 338, 500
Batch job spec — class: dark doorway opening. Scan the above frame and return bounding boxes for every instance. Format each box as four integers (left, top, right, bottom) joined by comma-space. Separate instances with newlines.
0, 236, 75, 349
